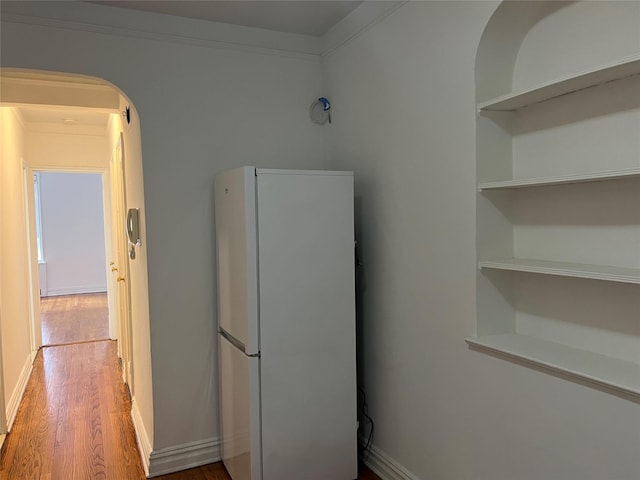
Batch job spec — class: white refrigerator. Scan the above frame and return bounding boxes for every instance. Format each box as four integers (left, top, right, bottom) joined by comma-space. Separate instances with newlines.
215, 167, 358, 480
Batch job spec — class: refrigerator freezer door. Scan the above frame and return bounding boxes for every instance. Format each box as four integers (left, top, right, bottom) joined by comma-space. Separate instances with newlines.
220, 334, 262, 480
256, 171, 358, 480
215, 167, 259, 354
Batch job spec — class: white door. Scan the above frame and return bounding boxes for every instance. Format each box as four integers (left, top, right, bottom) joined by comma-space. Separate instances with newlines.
109, 134, 133, 387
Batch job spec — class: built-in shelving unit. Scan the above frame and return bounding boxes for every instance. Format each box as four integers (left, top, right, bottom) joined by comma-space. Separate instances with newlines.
478, 54, 640, 112
474, 43, 640, 396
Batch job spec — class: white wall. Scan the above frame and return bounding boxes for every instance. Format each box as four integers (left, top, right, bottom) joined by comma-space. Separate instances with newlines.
39, 172, 107, 296
0, 1, 325, 467
324, 2, 640, 480
0, 107, 33, 430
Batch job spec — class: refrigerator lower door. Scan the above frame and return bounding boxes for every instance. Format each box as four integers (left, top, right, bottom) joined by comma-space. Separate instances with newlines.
220, 334, 262, 480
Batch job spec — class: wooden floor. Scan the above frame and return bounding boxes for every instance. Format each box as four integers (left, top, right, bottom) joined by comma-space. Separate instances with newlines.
1, 296, 380, 480
0, 341, 146, 479
41, 293, 110, 346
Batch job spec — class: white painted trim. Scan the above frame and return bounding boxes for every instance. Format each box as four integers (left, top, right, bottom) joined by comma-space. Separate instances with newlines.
29, 165, 108, 174
131, 397, 152, 477
44, 286, 108, 297
105, 111, 116, 138
22, 159, 43, 352
8, 106, 26, 128
360, 439, 420, 480
322, 1, 408, 57
1, 76, 115, 91
26, 123, 109, 137
148, 437, 221, 478
38, 261, 47, 297
0, 0, 408, 60
0, 3, 321, 60
6, 353, 34, 430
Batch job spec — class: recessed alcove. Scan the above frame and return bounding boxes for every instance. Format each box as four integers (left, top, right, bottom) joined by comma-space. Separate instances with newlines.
469, 1, 640, 400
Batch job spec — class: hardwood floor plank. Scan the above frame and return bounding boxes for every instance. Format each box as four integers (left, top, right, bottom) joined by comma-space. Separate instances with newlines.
52, 382, 76, 480
41, 293, 109, 346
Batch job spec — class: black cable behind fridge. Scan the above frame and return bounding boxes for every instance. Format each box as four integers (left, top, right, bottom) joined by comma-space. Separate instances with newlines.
355, 240, 374, 460
358, 386, 375, 460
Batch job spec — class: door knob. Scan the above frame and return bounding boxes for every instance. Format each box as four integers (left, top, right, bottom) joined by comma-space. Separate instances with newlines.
117, 276, 125, 282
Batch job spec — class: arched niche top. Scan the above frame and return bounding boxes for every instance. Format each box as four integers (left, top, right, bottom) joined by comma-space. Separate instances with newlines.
475, 1, 640, 103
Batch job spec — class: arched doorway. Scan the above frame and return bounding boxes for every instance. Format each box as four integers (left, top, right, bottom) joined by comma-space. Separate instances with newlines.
0, 69, 153, 444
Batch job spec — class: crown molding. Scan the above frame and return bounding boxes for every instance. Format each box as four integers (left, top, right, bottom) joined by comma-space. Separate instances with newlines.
322, 1, 407, 58
1, 2, 410, 60
1, 2, 322, 62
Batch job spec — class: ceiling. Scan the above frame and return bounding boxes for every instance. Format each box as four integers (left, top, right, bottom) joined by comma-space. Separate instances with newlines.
88, 1, 364, 36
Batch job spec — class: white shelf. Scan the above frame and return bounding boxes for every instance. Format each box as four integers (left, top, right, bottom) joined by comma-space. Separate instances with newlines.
478, 54, 640, 112
478, 168, 640, 191
466, 334, 640, 398
479, 258, 640, 285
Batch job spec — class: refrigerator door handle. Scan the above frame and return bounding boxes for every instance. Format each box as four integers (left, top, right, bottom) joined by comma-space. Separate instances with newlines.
220, 328, 260, 357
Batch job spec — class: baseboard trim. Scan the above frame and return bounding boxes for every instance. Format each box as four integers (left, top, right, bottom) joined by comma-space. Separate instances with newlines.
148, 437, 221, 478
131, 397, 152, 477
360, 438, 419, 480
45, 286, 107, 297
6, 353, 34, 430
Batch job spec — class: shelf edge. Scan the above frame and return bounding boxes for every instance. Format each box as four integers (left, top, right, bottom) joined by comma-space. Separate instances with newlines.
478, 168, 640, 191
477, 54, 640, 112
478, 261, 640, 285
465, 336, 640, 400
